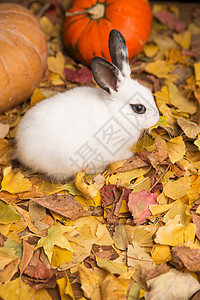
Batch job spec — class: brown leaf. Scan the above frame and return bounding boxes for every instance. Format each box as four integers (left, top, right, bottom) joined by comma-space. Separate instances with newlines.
115, 156, 149, 172
0, 233, 7, 247
24, 250, 53, 280
141, 263, 170, 281
31, 194, 90, 220
147, 142, 168, 168
192, 214, 200, 240
19, 240, 35, 275
171, 245, 200, 272
64, 66, 93, 83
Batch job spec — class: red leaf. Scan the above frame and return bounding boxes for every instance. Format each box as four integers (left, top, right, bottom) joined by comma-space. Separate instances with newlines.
154, 11, 186, 33
101, 184, 116, 207
64, 66, 93, 83
128, 189, 158, 225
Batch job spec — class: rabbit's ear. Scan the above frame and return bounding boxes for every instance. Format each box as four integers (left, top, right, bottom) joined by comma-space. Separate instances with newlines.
91, 57, 122, 93
109, 29, 131, 77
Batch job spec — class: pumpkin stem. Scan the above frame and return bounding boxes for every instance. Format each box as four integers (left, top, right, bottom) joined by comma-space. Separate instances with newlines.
65, 3, 105, 20
87, 3, 105, 20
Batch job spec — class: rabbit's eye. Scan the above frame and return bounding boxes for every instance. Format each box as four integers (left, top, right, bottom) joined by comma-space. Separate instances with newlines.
130, 104, 146, 114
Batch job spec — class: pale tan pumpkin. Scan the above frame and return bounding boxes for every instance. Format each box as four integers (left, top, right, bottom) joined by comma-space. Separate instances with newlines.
0, 3, 48, 113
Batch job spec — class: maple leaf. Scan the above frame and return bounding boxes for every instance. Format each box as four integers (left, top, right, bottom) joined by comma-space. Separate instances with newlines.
35, 225, 74, 262
128, 190, 158, 225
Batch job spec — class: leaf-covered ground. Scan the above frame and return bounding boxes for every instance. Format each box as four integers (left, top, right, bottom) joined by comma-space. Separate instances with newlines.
0, 1, 200, 299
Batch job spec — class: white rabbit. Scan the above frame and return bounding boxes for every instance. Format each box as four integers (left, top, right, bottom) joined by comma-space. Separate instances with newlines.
15, 29, 159, 182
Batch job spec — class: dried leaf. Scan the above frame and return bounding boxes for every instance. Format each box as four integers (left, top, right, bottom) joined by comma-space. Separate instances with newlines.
164, 136, 185, 163
0, 258, 18, 284
0, 277, 52, 300
31, 194, 90, 220
75, 170, 99, 199
57, 272, 75, 300
144, 269, 200, 300
145, 60, 176, 81
173, 30, 191, 49
0, 200, 21, 224
100, 274, 129, 300
113, 225, 128, 251
35, 225, 74, 262
171, 245, 200, 271
47, 52, 65, 79
127, 242, 156, 270
1, 166, 32, 194
155, 222, 196, 246
19, 240, 35, 275
163, 177, 191, 200
168, 82, 197, 114
96, 256, 127, 275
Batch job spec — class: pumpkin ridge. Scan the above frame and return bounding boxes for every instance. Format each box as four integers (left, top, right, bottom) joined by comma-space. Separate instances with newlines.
0, 27, 45, 71
0, 55, 12, 102
0, 11, 40, 28
64, 15, 89, 30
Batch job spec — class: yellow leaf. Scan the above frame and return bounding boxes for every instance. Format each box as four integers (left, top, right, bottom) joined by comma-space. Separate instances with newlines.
173, 30, 191, 49
75, 170, 99, 199
127, 242, 155, 270
125, 226, 153, 250
0, 277, 51, 300
1, 166, 32, 194
0, 224, 11, 236
184, 223, 196, 243
151, 244, 172, 265
194, 134, 200, 150
164, 136, 185, 163
177, 117, 200, 139
163, 177, 191, 200
78, 263, 101, 299
57, 273, 75, 300
131, 134, 154, 153
40, 16, 53, 39
155, 222, 185, 246
166, 48, 190, 65
194, 62, 200, 87
119, 200, 129, 214
150, 203, 173, 216
0, 200, 21, 224
188, 22, 200, 35
51, 246, 73, 268
35, 225, 74, 262
155, 221, 195, 246
0, 258, 18, 283
0, 247, 18, 269
96, 256, 127, 275
74, 216, 113, 246
156, 192, 169, 205
145, 60, 177, 81
100, 274, 129, 300
163, 199, 191, 224
30, 88, 46, 107
108, 168, 150, 185
47, 52, 65, 79
167, 82, 197, 114
50, 73, 65, 84
143, 44, 159, 57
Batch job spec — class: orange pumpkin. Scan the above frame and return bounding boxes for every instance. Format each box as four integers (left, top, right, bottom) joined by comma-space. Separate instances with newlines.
63, 0, 152, 66
0, 3, 48, 113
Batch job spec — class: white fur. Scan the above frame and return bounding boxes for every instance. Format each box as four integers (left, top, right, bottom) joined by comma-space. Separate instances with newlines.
15, 31, 159, 182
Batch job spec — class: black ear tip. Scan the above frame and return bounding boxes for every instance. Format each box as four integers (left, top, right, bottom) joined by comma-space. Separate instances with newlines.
109, 29, 123, 39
